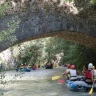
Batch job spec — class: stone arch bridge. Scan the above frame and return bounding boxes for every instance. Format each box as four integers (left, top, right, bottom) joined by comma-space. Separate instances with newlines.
0, 0, 96, 52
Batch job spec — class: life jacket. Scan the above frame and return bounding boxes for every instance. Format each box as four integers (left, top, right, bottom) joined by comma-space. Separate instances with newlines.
84, 70, 92, 79
70, 69, 77, 77
69, 69, 77, 80
94, 70, 96, 77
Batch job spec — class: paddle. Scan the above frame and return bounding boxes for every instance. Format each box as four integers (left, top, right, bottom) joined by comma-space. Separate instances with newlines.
52, 76, 61, 80
88, 70, 94, 95
88, 84, 93, 94
58, 79, 65, 84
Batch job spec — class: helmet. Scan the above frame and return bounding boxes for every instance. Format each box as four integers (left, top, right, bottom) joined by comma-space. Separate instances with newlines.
71, 65, 75, 69
93, 66, 95, 69
67, 64, 71, 68
88, 63, 93, 69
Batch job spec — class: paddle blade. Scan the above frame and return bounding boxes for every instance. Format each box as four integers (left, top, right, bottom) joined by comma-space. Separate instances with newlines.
58, 79, 65, 84
88, 86, 93, 95
52, 76, 60, 80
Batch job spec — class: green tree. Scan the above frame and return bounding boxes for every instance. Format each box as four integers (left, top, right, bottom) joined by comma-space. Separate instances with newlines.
0, 2, 8, 17
44, 37, 96, 70
17, 39, 44, 66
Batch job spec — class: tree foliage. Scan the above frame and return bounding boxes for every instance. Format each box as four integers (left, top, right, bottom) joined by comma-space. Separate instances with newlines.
15, 36, 96, 70
0, 2, 8, 17
17, 39, 44, 66
44, 37, 96, 70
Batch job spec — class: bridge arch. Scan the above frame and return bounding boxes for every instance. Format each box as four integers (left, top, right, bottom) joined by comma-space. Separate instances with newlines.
0, 0, 96, 52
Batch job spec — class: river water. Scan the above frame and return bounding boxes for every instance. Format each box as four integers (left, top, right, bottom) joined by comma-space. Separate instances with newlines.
0, 67, 95, 96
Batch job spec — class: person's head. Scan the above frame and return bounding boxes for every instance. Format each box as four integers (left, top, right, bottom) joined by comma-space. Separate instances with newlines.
67, 64, 71, 69
93, 66, 95, 69
88, 63, 93, 69
71, 65, 75, 69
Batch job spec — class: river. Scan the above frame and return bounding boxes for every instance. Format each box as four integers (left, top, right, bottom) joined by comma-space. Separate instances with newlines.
0, 67, 95, 96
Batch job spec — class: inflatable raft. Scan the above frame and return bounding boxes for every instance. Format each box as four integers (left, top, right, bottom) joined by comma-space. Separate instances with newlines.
65, 77, 96, 91
25, 68, 31, 72
19, 68, 31, 72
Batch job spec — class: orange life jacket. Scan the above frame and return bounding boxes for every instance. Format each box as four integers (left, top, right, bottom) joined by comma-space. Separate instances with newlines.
84, 70, 92, 79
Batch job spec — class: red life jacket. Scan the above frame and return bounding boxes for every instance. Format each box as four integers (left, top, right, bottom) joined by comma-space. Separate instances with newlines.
84, 70, 92, 79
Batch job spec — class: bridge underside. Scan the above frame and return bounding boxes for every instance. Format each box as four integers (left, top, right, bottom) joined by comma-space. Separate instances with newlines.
20, 31, 96, 50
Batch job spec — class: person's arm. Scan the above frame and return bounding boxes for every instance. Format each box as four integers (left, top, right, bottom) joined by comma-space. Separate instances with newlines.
91, 70, 94, 82
62, 71, 67, 76
62, 69, 69, 76
76, 71, 80, 75
82, 66, 86, 75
